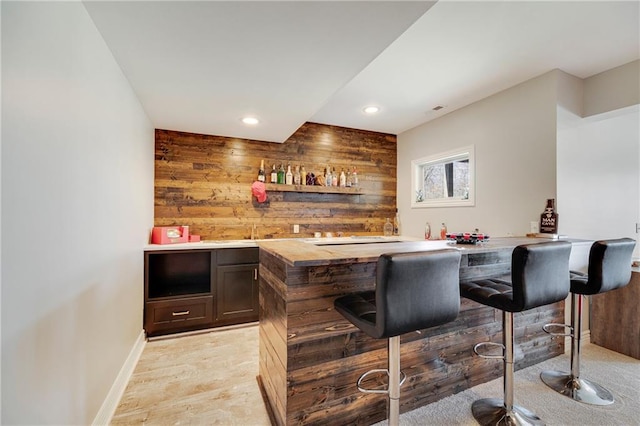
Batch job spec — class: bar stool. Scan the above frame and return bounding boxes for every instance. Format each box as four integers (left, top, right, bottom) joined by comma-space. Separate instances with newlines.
540, 238, 635, 405
460, 241, 571, 426
334, 249, 462, 426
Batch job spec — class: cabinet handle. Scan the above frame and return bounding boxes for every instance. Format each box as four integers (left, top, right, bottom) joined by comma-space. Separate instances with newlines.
254, 268, 258, 280
172, 310, 190, 316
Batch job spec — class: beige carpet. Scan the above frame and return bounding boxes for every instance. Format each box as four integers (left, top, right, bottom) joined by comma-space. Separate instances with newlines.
112, 325, 639, 425
378, 343, 640, 426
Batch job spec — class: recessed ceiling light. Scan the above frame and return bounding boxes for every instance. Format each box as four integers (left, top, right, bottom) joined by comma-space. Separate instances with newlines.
363, 106, 380, 114
242, 117, 259, 125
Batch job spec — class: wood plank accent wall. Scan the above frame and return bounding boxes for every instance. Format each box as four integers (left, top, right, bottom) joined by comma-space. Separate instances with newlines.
154, 123, 397, 240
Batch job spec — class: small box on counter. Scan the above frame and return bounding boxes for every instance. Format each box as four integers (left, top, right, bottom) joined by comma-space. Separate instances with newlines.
151, 226, 189, 244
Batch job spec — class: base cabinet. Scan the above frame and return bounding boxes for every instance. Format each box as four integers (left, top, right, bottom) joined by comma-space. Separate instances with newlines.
216, 264, 259, 325
145, 295, 214, 336
144, 247, 259, 337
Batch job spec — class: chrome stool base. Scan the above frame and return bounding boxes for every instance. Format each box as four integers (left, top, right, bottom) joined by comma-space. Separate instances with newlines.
540, 370, 614, 405
471, 398, 544, 426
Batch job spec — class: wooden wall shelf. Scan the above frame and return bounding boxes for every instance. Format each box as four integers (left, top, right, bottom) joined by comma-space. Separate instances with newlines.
264, 183, 364, 195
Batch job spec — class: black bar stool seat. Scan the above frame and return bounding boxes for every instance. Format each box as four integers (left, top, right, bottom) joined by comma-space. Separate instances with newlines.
334, 249, 462, 426
541, 238, 635, 405
460, 241, 572, 426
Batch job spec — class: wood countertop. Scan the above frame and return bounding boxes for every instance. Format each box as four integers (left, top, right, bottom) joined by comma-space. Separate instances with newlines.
257, 236, 589, 267
143, 236, 410, 251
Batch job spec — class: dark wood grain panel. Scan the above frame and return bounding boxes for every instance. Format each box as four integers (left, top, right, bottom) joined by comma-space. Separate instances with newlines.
258, 241, 565, 425
589, 270, 639, 359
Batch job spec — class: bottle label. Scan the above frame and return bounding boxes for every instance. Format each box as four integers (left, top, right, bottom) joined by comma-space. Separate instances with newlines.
540, 212, 558, 233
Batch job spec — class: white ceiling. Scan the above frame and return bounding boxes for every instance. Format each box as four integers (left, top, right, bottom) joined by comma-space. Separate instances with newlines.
84, 1, 640, 143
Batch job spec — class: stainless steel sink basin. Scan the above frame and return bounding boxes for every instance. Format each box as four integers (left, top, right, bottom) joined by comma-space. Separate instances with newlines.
305, 236, 404, 246
202, 240, 257, 245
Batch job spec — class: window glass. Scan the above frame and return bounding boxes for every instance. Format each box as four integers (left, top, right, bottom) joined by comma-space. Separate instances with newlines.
412, 146, 475, 208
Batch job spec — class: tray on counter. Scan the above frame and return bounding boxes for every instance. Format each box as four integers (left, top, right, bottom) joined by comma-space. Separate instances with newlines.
446, 232, 490, 245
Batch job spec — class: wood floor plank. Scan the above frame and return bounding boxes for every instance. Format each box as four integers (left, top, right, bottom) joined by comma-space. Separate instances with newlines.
111, 325, 270, 425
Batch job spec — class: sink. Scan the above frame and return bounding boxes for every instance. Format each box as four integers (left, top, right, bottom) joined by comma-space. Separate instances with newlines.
202, 240, 257, 245
305, 236, 404, 246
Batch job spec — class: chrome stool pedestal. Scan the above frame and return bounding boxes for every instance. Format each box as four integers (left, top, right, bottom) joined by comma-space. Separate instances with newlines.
355, 336, 406, 426
472, 312, 544, 426
540, 293, 615, 405
539, 371, 614, 406
472, 399, 543, 426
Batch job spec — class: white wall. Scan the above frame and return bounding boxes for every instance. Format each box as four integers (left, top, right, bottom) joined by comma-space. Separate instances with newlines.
557, 60, 640, 259
557, 106, 639, 253
2, 2, 154, 424
0, 4, 3, 421
583, 60, 640, 118
398, 71, 559, 239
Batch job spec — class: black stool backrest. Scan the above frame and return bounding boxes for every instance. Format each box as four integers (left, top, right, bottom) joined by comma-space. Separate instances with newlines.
375, 249, 461, 338
511, 241, 572, 311
584, 238, 635, 295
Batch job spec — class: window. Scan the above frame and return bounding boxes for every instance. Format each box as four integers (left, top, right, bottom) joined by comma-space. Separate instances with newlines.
411, 145, 475, 208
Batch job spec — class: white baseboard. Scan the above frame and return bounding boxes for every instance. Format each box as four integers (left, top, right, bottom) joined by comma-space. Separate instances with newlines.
92, 330, 146, 425
564, 330, 591, 353
581, 329, 591, 345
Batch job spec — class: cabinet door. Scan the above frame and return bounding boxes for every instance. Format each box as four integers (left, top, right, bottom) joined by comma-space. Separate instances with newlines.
215, 264, 259, 325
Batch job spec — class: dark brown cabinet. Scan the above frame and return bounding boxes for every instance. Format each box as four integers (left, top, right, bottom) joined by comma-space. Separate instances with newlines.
145, 295, 214, 335
215, 248, 259, 326
144, 247, 259, 337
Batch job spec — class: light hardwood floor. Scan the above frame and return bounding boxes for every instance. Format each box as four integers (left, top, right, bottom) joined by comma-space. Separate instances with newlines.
111, 324, 270, 425
112, 324, 640, 425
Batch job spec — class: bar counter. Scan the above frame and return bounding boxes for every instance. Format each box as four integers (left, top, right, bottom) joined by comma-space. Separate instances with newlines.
257, 237, 589, 426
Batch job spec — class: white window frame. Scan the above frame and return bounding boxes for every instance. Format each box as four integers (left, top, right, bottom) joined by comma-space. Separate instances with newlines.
411, 145, 475, 208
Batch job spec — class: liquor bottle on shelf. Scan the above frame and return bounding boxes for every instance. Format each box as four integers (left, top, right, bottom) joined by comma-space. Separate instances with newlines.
540, 198, 559, 234
339, 169, 346, 187
332, 167, 338, 186
277, 164, 285, 184
257, 159, 265, 182
383, 218, 393, 236
300, 165, 307, 186
424, 222, 431, 240
352, 167, 358, 187
346, 169, 352, 187
440, 223, 447, 240
326, 166, 332, 187
270, 164, 277, 183
285, 164, 293, 185
393, 209, 400, 236
293, 165, 301, 185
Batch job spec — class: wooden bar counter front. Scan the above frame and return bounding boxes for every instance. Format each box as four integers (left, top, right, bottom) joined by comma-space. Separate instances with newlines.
257, 238, 574, 426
